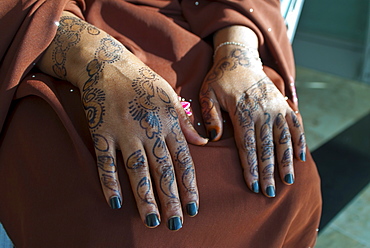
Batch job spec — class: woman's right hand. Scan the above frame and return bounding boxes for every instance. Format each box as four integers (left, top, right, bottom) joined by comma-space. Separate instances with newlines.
37, 11, 207, 231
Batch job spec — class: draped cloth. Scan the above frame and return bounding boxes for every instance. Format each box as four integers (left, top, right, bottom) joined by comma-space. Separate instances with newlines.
0, 1, 321, 247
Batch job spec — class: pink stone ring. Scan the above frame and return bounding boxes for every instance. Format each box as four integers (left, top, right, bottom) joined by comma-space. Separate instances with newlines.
179, 96, 192, 117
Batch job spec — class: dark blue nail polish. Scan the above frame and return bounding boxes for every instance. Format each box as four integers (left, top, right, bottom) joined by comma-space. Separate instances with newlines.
266, 186, 276, 197
300, 152, 306, 162
284, 174, 294, 185
168, 216, 182, 231
209, 129, 217, 141
252, 181, 259, 193
109, 196, 121, 209
145, 213, 160, 227
186, 202, 198, 217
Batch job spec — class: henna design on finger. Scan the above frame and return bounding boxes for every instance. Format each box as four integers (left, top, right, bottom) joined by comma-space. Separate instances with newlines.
126, 150, 146, 170
92, 133, 109, 152
101, 174, 120, 193
299, 133, 306, 150
182, 166, 197, 195
291, 111, 301, 128
279, 127, 291, 144
160, 165, 177, 198
262, 164, 274, 180
244, 129, 258, 178
275, 113, 286, 130
260, 113, 274, 162
97, 155, 117, 173
281, 148, 293, 168
137, 177, 155, 204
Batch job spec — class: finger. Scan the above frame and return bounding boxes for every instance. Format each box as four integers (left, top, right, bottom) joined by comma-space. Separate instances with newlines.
146, 137, 183, 231
256, 113, 276, 198
286, 110, 306, 162
232, 118, 260, 193
121, 142, 161, 228
166, 129, 199, 217
273, 113, 295, 185
199, 87, 223, 141
92, 133, 123, 209
173, 100, 208, 146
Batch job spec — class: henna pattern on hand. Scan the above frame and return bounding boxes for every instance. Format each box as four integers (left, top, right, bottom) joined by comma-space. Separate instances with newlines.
281, 148, 293, 168
97, 155, 117, 173
291, 111, 301, 128
262, 164, 274, 180
279, 127, 291, 145
52, 16, 101, 79
101, 174, 120, 193
260, 113, 274, 162
126, 150, 146, 170
244, 129, 258, 178
137, 177, 155, 205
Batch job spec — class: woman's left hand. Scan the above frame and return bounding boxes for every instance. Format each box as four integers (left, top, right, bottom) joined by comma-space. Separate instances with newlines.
200, 44, 306, 197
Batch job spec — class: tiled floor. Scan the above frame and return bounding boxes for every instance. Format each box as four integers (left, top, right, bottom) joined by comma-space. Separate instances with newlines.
296, 67, 370, 247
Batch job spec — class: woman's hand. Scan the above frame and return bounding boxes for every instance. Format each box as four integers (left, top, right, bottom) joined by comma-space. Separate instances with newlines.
200, 26, 306, 197
37, 11, 207, 230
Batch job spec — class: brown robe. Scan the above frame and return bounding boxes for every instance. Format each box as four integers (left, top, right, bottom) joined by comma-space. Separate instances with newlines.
0, 0, 322, 247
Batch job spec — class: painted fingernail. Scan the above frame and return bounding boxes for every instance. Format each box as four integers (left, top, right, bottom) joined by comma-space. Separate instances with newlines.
209, 129, 217, 141
186, 202, 198, 217
252, 181, 259, 193
284, 174, 294, 185
145, 213, 160, 228
266, 186, 276, 197
168, 216, 182, 231
109, 196, 122, 209
300, 152, 306, 162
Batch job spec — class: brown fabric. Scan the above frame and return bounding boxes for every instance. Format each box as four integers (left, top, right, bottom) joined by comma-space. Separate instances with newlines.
0, 0, 322, 247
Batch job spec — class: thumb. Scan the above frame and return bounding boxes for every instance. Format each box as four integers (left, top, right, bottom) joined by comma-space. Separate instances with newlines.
174, 98, 209, 146
199, 88, 223, 141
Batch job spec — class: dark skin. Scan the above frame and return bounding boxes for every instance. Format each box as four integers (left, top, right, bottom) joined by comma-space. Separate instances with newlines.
37, 12, 306, 231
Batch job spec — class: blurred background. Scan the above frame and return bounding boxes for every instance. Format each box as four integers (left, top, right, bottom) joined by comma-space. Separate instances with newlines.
288, 0, 370, 247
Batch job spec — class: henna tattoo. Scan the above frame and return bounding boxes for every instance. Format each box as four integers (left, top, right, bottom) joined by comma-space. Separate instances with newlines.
92, 133, 109, 152
205, 48, 259, 82
275, 113, 286, 129
182, 166, 197, 194
279, 127, 291, 144
160, 165, 177, 198
52, 16, 101, 79
235, 78, 274, 128
137, 177, 155, 204
262, 164, 274, 180
299, 133, 306, 150
126, 150, 146, 170
97, 155, 116, 173
260, 113, 274, 162
101, 174, 119, 193
244, 129, 258, 178
291, 111, 301, 128
281, 148, 293, 168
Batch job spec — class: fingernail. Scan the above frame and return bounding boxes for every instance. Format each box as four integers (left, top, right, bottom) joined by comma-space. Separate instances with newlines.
109, 196, 122, 209
266, 186, 276, 197
209, 129, 217, 141
168, 216, 182, 231
300, 152, 306, 162
145, 213, 160, 228
284, 174, 294, 185
186, 202, 198, 217
252, 181, 259, 193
